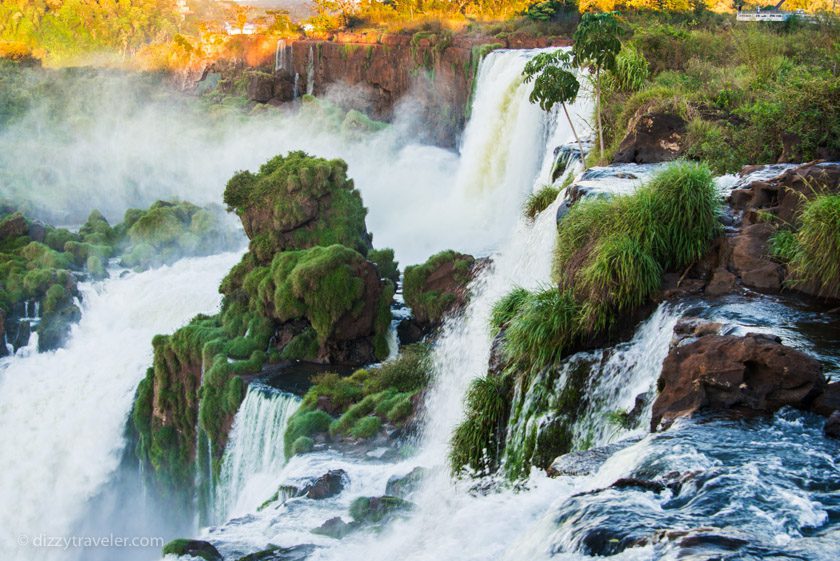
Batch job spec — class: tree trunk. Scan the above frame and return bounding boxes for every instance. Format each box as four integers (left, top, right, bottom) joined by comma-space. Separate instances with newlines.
562, 102, 587, 171
596, 66, 604, 158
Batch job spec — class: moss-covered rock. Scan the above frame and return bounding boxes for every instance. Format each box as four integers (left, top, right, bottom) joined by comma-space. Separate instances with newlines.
224, 151, 371, 262
403, 250, 476, 329
161, 539, 222, 561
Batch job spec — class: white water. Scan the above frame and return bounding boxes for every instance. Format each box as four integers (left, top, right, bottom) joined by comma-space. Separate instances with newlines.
0, 252, 240, 561
215, 384, 300, 521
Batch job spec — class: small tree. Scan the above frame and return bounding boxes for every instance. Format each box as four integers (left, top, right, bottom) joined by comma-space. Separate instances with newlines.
572, 11, 623, 159
522, 50, 587, 169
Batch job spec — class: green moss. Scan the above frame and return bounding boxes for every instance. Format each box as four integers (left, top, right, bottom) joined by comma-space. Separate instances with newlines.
223, 151, 371, 259
349, 415, 381, 439
524, 186, 560, 220
403, 250, 474, 325
284, 410, 333, 458
349, 496, 412, 524
290, 436, 315, 455
280, 327, 320, 361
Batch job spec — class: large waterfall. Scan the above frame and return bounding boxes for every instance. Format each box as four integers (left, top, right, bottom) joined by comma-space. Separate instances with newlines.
0, 253, 240, 561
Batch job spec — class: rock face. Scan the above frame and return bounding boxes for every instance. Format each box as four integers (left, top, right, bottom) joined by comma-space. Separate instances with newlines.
0, 211, 27, 241
704, 161, 840, 298
613, 112, 686, 164
652, 331, 825, 430
302, 469, 347, 500
403, 250, 476, 329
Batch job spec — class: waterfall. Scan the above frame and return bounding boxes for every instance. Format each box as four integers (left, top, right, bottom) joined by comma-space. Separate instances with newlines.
275, 39, 286, 72
214, 384, 300, 521
0, 252, 240, 561
306, 46, 315, 96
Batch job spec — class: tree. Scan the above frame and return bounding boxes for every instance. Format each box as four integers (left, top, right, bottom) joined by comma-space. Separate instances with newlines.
572, 11, 623, 159
522, 50, 587, 169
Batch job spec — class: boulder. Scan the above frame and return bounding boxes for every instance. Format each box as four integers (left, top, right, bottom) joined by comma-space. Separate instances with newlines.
161, 539, 222, 561
812, 382, 840, 417
825, 411, 840, 439
311, 517, 354, 539
0, 212, 27, 241
613, 112, 686, 164
728, 223, 784, 292
301, 469, 347, 500
651, 332, 825, 430
403, 250, 476, 329
348, 495, 412, 524
385, 466, 427, 498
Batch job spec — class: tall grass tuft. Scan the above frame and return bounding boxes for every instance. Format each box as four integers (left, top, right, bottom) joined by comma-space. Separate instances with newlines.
490, 287, 530, 334
503, 288, 579, 371
524, 186, 560, 220
789, 194, 840, 298
576, 235, 661, 333
450, 375, 510, 474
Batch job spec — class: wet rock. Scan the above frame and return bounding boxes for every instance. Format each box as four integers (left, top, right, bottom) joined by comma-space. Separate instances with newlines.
705, 267, 738, 296
611, 478, 666, 493
812, 382, 840, 417
678, 532, 749, 551
0, 211, 27, 241
671, 318, 724, 347
161, 539, 222, 561
396, 317, 425, 345
613, 112, 686, 164
302, 469, 347, 500
349, 495, 413, 524
403, 250, 476, 329
547, 439, 640, 477
824, 411, 840, 439
728, 223, 784, 292
385, 466, 428, 498
311, 516, 354, 539
652, 332, 825, 430
235, 543, 316, 561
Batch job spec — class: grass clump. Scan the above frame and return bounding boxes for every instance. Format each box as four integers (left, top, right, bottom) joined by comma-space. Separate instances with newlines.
787, 194, 840, 299
368, 247, 400, 283
770, 229, 798, 263
350, 415, 382, 439
524, 186, 560, 220
489, 287, 530, 334
450, 375, 510, 475
503, 288, 580, 372
283, 410, 333, 457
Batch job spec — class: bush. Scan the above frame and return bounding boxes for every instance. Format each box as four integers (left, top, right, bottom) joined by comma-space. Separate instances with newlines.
350, 415, 382, 439
490, 287, 530, 334
284, 410, 333, 458
524, 186, 560, 219
503, 288, 579, 372
368, 247, 400, 283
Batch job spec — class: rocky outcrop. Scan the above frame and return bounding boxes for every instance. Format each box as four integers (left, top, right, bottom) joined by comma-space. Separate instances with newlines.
301, 469, 347, 500
403, 250, 477, 330
700, 161, 840, 298
0, 211, 27, 241
652, 328, 826, 430
161, 539, 222, 561
613, 112, 686, 164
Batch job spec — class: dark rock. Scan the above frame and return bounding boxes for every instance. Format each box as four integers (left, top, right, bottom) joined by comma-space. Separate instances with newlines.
27, 222, 46, 243
825, 411, 840, 439
672, 318, 724, 346
652, 332, 825, 431
397, 317, 425, 345
728, 223, 784, 292
246, 71, 275, 103
302, 469, 347, 500
812, 382, 840, 417
613, 112, 686, 164
611, 478, 666, 493
235, 543, 316, 561
0, 211, 27, 241
311, 517, 354, 539
161, 539, 222, 561
678, 532, 749, 550
385, 466, 428, 498
705, 267, 738, 296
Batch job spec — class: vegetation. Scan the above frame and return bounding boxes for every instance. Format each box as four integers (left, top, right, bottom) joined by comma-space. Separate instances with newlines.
403, 250, 474, 326
450, 161, 720, 476
773, 194, 840, 299
598, 12, 840, 171
368, 247, 400, 284
524, 186, 561, 219
283, 344, 431, 457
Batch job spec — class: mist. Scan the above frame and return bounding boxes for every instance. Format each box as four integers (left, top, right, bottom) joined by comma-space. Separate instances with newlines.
0, 64, 546, 265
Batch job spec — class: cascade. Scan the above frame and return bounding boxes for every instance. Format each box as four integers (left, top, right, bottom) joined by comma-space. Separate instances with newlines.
306, 46, 315, 96
214, 384, 301, 521
0, 252, 240, 561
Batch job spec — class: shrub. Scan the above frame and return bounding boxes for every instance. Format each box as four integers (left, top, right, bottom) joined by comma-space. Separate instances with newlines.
524, 186, 560, 219
368, 247, 400, 283
403, 250, 474, 325
350, 415, 382, 439
284, 410, 333, 458
291, 436, 315, 455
